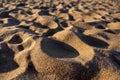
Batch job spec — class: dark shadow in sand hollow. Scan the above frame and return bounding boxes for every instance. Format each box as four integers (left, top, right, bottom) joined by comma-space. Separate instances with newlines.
42, 27, 63, 37
104, 29, 120, 34
8, 34, 23, 44
76, 33, 109, 48
0, 43, 18, 73
87, 21, 109, 26
41, 38, 79, 58
110, 50, 120, 66
38, 10, 50, 16
3, 18, 20, 27
0, 11, 11, 18
97, 33, 110, 40
33, 22, 48, 28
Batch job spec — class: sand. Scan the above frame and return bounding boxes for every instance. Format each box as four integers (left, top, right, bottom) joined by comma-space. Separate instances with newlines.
0, 0, 120, 80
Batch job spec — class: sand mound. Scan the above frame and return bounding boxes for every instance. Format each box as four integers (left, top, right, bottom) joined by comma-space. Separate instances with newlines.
0, 0, 120, 80
52, 29, 95, 64
35, 16, 58, 29
107, 22, 120, 30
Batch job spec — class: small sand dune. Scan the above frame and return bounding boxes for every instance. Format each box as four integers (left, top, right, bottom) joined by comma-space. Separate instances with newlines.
0, 0, 120, 80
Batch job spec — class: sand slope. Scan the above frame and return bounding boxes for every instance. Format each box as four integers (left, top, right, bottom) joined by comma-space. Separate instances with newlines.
0, 0, 120, 80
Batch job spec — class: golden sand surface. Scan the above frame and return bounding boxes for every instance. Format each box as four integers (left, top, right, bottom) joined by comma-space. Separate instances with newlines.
0, 0, 120, 80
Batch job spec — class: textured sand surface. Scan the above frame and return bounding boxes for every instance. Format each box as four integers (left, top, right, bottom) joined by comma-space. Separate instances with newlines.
0, 0, 120, 80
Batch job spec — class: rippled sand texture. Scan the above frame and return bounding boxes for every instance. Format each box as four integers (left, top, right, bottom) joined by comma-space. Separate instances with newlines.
0, 0, 120, 80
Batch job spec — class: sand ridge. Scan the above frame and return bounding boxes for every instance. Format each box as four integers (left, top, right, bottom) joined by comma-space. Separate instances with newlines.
0, 0, 120, 80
